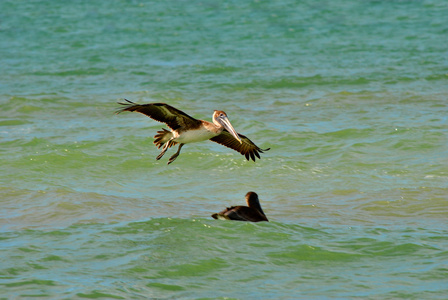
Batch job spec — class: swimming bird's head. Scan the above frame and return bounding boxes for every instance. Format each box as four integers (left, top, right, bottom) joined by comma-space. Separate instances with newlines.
246, 191, 268, 221
245, 191, 259, 207
213, 110, 242, 144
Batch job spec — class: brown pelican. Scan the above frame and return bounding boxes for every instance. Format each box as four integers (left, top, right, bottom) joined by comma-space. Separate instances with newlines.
116, 100, 269, 164
211, 191, 269, 222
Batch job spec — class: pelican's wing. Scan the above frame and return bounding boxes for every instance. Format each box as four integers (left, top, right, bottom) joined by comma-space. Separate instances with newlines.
220, 206, 268, 222
210, 130, 270, 161
212, 206, 247, 221
116, 100, 201, 130
223, 209, 251, 221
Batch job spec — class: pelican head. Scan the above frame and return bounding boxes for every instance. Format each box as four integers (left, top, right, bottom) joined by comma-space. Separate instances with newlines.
213, 110, 242, 144
246, 191, 265, 216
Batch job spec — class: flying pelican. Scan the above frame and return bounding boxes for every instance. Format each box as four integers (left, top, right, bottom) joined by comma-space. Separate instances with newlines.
211, 191, 269, 222
116, 100, 269, 164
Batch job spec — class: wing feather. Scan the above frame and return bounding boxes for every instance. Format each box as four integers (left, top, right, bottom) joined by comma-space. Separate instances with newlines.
216, 206, 268, 222
224, 209, 250, 221
210, 130, 270, 161
216, 206, 247, 221
116, 100, 201, 130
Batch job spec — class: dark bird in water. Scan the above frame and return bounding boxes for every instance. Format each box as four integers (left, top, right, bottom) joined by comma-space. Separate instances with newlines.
211, 191, 269, 222
116, 100, 269, 164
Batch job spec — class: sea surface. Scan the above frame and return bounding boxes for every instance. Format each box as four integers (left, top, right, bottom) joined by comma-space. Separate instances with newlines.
1, 0, 447, 299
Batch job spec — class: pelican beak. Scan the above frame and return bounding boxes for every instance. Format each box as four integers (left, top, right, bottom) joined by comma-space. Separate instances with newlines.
220, 116, 242, 144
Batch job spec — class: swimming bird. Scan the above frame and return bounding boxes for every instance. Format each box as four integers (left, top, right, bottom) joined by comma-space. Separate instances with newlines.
116, 100, 269, 164
211, 191, 269, 222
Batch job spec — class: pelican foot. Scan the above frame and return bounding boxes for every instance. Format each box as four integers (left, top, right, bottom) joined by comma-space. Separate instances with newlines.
156, 143, 170, 160
156, 150, 166, 160
167, 153, 179, 164
167, 143, 184, 165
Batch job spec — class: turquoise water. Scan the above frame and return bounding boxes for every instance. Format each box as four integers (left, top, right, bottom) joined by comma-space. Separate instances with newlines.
1, 0, 448, 298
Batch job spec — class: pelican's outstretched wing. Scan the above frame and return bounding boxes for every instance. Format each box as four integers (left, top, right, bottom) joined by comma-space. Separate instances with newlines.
210, 130, 270, 161
116, 100, 201, 130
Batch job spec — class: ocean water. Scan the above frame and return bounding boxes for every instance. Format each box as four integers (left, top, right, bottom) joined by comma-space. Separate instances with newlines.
1, 0, 447, 299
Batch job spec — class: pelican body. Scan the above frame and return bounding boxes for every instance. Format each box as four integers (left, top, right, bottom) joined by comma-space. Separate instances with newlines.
212, 192, 269, 222
116, 100, 269, 164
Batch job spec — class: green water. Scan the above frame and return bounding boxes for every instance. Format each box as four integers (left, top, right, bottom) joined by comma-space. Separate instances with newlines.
1, 0, 447, 299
